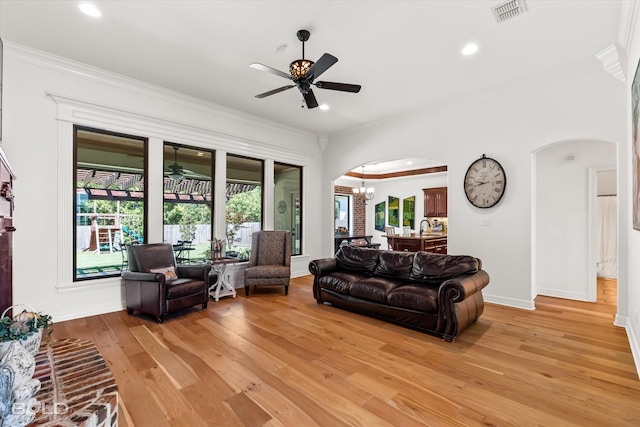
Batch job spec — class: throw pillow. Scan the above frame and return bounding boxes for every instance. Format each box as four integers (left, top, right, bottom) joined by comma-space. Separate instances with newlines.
149, 266, 178, 281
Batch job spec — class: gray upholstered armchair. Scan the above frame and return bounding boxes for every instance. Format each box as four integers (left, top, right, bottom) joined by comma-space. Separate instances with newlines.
243, 231, 291, 296
121, 243, 213, 323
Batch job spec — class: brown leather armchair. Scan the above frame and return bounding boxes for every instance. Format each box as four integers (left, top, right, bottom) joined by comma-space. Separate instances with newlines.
121, 243, 213, 323
244, 231, 291, 296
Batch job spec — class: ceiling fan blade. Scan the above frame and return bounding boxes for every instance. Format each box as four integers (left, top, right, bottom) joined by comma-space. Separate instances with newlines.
306, 53, 338, 80
304, 89, 319, 109
315, 81, 361, 93
255, 85, 295, 98
250, 63, 292, 80
181, 170, 211, 180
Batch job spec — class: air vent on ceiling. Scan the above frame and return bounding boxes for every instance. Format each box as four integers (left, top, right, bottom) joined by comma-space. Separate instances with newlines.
492, 0, 528, 23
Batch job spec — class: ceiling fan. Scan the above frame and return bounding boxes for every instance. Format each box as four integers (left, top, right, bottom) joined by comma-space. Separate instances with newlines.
250, 29, 361, 109
165, 146, 209, 182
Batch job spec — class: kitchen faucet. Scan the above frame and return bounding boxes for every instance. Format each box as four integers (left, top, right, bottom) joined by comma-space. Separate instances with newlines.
419, 218, 431, 234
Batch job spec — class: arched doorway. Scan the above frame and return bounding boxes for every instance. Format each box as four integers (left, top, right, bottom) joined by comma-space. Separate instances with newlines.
333, 158, 448, 252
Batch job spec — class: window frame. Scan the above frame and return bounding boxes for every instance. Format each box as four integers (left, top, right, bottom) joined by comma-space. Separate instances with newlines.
162, 141, 215, 259
73, 125, 148, 281
274, 161, 302, 256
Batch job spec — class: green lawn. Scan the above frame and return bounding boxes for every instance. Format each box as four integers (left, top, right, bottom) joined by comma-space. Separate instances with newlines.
76, 243, 211, 271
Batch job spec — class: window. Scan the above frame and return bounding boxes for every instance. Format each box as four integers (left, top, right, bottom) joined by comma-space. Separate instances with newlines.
163, 143, 214, 264
74, 126, 147, 280
226, 154, 263, 260
274, 162, 302, 255
335, 194, 351, 233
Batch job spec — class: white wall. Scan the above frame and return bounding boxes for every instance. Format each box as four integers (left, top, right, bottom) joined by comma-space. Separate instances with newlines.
624, 2, 640, 375
598, 169, 617, 195
534, 139, 616, 302
324, 58, 626, 312
1, 43, 325, 321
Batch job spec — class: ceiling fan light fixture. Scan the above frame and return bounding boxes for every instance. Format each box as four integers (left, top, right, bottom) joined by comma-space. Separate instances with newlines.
169, 173, 184, 182
290, 59, 314, 78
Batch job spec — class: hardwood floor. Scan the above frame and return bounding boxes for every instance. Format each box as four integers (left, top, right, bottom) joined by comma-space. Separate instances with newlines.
50, 275, 640, 426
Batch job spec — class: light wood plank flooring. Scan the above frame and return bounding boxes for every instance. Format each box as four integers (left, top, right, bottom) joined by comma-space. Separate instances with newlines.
49, 275, 639, 426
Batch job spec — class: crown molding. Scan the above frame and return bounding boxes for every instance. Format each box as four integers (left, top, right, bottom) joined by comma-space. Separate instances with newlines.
595, 44, 627, 83
345, 165, 447, 180
47, 92, 313, 165
4, 41, 317, 143
618, 0, 640, 53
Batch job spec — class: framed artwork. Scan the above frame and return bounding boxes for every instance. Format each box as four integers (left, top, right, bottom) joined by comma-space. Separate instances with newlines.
633, 55, 640, 230
0, 38, 3, 142
375, 201, 385, 231
402, 196, 415, 229
388, 196, 399, 227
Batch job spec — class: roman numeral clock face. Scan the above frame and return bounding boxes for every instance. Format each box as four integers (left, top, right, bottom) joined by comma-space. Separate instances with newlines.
464, 155, 507, 208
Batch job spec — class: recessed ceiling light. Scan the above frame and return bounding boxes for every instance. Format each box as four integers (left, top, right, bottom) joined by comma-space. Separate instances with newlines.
406, 161, 413, 165
461, 43, 478, 56
79, 3, 102, 18
319, 104, 330, 111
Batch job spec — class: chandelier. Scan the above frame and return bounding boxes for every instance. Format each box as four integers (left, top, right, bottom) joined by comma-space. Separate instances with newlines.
352, 166, 374, 200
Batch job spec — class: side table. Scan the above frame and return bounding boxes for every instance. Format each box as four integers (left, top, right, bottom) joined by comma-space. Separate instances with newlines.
209, 257, 239, 301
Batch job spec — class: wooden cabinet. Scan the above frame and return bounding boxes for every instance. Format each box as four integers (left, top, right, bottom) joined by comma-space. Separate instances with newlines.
392, 238, 422, 252
423, 187, 447, 217
424, 237, 447, 254
386, 236, 447, 254
0, 147, 16, 312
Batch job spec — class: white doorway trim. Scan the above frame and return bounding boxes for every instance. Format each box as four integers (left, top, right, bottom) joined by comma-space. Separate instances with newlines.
587, 166, 618, 303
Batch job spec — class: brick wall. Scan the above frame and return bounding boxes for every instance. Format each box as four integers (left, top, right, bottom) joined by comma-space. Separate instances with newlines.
335, 185, 366, 235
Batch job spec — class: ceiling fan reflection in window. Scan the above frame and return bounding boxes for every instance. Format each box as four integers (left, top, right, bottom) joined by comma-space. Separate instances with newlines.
165, 146, 210, 182
250, 29, 361, 109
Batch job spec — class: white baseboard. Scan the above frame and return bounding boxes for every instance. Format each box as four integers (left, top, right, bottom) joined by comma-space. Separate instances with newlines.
536, 287, 589, 302
616, 315, 640, 380
483, 293, 535, 310
51, 301, 125, 323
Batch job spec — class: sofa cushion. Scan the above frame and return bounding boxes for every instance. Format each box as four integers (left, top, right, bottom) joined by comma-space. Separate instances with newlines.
373, 251, 414, 280
318, 271, 368, 295
387, 284, 439, 313
244, 265, 290, 279
165, 279, 205, 299
349, 277, 404, 303
410, 252, 479, 283
335, 246, 380, 275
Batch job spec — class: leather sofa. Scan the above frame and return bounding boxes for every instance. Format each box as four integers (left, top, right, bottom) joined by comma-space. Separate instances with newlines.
308, 246, 490, 342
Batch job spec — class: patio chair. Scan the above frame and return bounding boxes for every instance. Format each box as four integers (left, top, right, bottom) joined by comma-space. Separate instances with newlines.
119, 242, 128, 271
175, 240, 194, 264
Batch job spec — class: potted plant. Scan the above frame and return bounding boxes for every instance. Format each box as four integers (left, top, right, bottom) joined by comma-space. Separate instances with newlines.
0, 305, 53, 356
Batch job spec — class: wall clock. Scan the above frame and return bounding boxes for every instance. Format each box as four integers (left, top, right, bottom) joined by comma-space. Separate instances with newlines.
278, 200, 287, 214
464, 154, 507, 208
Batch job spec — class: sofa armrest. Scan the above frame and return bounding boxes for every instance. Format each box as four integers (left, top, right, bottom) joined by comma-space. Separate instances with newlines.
308, 258, 338, 277
176, 263, 212, 280
308, 258, 338, 304
121, 271, 163, 282
438, 269, 490, 342
438, 269, 489, 304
